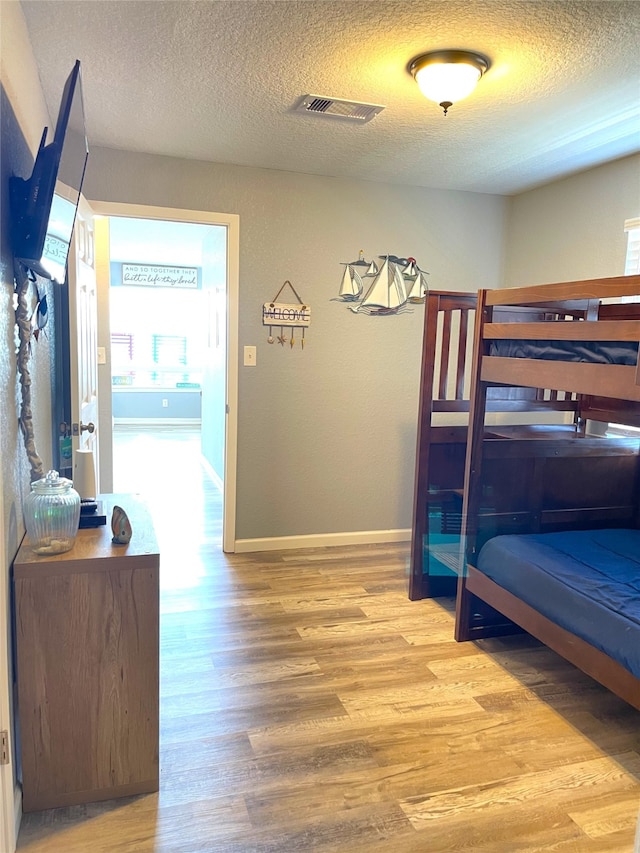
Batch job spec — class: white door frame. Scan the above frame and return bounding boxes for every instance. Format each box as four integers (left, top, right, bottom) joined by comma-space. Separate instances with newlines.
89, 202, 239, 552
68, 195, 100, 490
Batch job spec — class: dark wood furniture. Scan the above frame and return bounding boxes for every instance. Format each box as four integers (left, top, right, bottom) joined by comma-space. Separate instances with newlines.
14, 493, 160, 812
409, 290, 580, 600
409, 291, 476, 599
454, 274, 640, 710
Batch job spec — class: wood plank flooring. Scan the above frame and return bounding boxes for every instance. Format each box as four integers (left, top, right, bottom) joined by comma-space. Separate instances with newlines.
16, 426, 640, 852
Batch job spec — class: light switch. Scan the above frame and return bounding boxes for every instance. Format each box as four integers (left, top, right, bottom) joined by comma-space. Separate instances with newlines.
244, 345, 257, 366
97, 346, 106, 365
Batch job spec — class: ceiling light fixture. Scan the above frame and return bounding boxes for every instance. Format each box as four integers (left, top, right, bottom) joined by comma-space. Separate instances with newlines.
408, 49, 491, 116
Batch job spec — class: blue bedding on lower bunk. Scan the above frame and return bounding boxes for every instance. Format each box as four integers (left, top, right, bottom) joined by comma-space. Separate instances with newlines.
476, 528, 640, 678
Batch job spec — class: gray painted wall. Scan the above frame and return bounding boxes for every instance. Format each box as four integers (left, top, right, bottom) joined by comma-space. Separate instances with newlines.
83, 148, 508, 540
504, 154, 640, 286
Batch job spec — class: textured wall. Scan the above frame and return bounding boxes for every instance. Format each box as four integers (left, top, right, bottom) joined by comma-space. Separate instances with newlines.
1, 79, 55, 823
1, 0, 55, 561
83, 147, 508, 540
504, 154, 640, 286
1, 18, 59, 835
0, 85, 55, 565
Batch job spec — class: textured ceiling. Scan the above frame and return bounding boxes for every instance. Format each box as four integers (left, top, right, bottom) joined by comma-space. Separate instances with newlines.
20, 0, 640, 195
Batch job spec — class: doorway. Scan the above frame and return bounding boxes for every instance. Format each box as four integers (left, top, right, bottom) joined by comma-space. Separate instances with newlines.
91, 202, 239, 552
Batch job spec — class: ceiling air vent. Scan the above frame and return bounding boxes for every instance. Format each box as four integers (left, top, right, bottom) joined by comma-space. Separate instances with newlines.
296, 95, 384, 124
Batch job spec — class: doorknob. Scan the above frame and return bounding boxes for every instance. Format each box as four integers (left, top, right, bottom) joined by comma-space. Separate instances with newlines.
72, 422, 95, 435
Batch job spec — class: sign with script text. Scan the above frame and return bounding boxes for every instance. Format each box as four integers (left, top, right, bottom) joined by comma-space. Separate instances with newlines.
121, 263, 200, 289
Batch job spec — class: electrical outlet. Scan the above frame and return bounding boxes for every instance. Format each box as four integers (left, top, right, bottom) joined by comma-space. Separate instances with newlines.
244, 345, 257, 366
162, 399, 169, 408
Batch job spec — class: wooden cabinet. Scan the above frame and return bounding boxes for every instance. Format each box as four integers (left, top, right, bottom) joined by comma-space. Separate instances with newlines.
13, 494, 159, 812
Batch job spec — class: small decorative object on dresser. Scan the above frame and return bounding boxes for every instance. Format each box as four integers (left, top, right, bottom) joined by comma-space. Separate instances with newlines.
111, 504, 132, 544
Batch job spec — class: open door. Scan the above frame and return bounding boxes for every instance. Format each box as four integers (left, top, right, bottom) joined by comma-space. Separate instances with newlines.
67, 195, 99, 489
89, 201, 239, 550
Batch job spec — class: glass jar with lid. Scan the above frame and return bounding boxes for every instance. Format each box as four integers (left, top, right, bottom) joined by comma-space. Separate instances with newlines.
24, 470, 81, 555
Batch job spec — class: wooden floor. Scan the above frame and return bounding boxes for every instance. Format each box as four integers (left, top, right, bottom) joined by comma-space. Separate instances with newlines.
17, 426, 640, 852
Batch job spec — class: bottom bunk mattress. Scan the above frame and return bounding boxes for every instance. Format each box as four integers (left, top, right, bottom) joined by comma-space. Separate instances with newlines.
476, 528, 640, 678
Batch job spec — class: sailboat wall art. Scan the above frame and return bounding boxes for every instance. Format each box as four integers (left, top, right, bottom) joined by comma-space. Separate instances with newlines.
335, 252, 428, 315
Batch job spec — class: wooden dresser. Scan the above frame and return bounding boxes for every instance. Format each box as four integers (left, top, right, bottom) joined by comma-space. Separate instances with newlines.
13, 493, 160, 812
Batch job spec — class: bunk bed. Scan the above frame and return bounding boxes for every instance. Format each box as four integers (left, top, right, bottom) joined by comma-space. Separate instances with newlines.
454, 274, 640, 710
409, 291, 477, 599
409, 290, 580, 600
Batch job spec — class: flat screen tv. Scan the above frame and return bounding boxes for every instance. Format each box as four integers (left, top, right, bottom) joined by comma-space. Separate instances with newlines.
10, 59, 89, 284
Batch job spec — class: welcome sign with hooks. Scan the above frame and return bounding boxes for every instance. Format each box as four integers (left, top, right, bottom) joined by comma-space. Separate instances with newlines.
263, 280, 311, 348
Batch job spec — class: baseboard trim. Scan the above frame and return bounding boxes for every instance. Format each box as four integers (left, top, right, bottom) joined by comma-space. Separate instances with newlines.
234, 528, 411, 553
200, 455, 223, 493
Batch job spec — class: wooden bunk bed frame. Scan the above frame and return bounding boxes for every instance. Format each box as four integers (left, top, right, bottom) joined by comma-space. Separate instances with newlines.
454, 273, 640, 710
409, 290, 580, 600
409, 291, 477, 600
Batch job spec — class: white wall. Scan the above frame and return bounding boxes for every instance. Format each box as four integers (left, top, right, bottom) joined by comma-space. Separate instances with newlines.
504, 154, 640, 286
83, 148, 508, 542
0, 0, 50, 152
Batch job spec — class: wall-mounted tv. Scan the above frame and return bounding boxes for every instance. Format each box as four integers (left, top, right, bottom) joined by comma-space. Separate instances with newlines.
10, 59, 89, 284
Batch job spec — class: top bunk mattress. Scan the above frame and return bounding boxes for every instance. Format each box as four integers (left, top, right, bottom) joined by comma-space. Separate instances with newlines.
476, 528, 640, 678
491, 340, 638, 364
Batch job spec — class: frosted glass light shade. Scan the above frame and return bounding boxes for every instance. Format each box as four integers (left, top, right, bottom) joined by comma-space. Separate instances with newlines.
414, 62, 482, 105
409, 50, 490, 113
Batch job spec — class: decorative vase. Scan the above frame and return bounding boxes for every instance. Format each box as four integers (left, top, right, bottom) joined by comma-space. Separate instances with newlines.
24, 470, 81, 555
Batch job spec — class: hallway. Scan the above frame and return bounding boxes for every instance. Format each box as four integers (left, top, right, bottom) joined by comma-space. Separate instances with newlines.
112, 424, 223, 589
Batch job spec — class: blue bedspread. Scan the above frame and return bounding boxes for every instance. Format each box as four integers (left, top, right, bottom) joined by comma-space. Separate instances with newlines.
476, 528, 640, 678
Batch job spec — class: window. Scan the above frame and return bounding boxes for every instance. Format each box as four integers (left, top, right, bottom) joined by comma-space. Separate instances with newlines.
625, 217, 640, 275
110, 284, 205, 389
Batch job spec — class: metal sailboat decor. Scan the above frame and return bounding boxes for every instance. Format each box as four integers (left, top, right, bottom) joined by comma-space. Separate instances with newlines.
338, 250, 379, 302
336, 253, 428, 315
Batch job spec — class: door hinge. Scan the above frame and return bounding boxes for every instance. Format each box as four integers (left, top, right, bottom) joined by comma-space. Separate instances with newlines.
0, 731, 9, 765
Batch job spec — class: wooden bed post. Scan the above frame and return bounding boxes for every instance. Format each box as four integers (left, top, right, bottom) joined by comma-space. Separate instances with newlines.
409, 291, 440, 600
455, 289, 490, 641
409, 292, 478, 599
